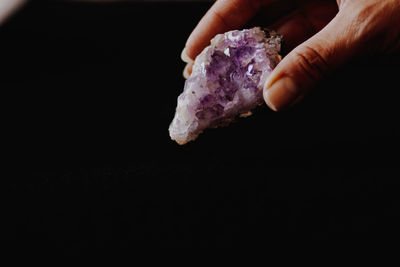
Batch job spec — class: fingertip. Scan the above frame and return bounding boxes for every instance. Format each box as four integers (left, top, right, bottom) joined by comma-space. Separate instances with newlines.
183, 62, 193, 79
181, 47, 193, 63
263, 89, 279, 112
183, 65, 190, 79
263, 72, 281, 111
263, 72, 280, 92
263, 76, 301, 111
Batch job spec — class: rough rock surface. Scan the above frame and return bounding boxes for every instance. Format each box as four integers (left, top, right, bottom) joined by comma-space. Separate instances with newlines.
169, 27, 282, 145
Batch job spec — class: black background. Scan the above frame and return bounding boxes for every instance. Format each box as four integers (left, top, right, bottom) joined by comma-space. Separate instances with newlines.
1, 0, 400, 249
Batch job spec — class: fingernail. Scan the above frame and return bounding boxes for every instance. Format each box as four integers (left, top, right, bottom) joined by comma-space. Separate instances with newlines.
181, 47, 193, 63
183, 62, 194, 79
183, 64, 190, 79
263, 76, 300, 111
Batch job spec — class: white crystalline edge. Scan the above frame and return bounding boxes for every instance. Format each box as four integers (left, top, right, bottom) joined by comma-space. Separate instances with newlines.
169, 27, 281, 145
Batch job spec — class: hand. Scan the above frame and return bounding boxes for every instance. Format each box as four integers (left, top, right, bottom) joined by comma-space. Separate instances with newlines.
181, 0, 400, 111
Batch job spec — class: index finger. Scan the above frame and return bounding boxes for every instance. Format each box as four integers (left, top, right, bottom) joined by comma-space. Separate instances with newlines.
184, 0, 267, 61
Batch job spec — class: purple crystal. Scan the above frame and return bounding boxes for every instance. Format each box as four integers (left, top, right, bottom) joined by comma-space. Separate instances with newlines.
169, 27, 282, 145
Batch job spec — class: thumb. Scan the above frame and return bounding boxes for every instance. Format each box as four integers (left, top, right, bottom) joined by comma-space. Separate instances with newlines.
263, 14, 353, 111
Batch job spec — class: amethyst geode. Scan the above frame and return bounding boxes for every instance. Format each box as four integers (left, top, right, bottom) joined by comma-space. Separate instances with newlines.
169, 27, 282, 144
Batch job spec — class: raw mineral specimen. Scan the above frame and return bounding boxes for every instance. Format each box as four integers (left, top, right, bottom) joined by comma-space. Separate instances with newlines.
169, 27, 282, 145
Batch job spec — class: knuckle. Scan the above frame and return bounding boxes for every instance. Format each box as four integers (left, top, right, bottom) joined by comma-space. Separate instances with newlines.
294, 45, 332, 82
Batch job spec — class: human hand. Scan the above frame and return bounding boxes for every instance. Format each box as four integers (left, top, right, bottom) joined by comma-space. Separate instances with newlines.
181, 0, 400, 111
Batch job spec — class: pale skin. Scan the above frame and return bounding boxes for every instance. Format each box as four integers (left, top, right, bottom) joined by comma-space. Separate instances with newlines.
181, 0, 400, 111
